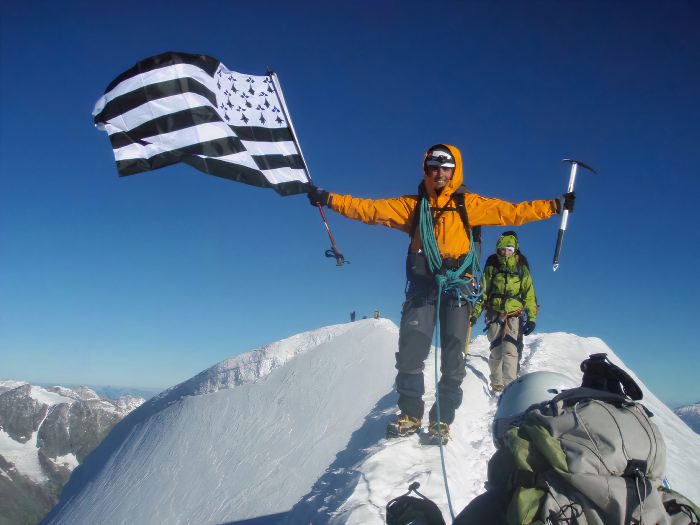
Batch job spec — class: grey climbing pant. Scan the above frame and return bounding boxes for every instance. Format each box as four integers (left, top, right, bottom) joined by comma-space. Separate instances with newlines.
394, 280, 470, 424
487, 314, 521, 387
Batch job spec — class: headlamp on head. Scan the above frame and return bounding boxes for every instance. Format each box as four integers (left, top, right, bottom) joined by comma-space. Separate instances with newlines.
426, 150, 455, 168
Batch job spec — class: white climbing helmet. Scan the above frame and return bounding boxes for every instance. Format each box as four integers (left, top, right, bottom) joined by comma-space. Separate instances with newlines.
492, 371, 578, 449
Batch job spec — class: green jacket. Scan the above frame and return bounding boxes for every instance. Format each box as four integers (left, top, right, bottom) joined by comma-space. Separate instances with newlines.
474, 255, 537, 320
474, 233, 537, 321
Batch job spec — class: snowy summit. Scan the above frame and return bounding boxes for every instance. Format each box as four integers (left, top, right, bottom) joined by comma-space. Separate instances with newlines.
42, 319, 700, 524
674, 402, 700, 434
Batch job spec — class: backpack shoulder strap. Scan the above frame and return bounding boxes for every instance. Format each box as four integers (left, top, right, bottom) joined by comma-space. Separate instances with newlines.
453, 186, 470, 231
516, 254, 525, 299
517, 253, 529, 273
454, 187, 482, 259
483, 254, 499, 309
407, 190, 423, 252
551, 387, 633, 408
485, 253, 499, 270
516, 254, 538, 311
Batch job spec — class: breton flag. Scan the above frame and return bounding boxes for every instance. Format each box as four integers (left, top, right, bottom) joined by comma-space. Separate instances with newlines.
92, 52, 312, 195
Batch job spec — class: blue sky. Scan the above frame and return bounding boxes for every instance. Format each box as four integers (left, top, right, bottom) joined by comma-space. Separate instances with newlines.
1, 1, 698, 406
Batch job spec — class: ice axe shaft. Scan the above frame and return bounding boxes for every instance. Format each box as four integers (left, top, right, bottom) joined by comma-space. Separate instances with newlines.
553, 159, 597, 271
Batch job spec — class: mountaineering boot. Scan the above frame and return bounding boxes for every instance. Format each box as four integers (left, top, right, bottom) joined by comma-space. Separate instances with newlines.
386, 413, 421, 438
428, 421, 450, 445
490, 383, 503, 395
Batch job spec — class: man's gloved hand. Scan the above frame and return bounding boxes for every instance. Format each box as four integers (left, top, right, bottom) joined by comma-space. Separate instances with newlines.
523, 320, 536, 336
470, 316, 477, 327
307, 186, 330, 207
556, 191, 576, 214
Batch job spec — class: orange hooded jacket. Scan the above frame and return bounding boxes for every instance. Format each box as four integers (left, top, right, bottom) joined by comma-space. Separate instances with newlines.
328, 144, 558, 260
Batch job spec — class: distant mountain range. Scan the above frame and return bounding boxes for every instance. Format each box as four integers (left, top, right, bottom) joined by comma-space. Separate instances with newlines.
0, 380, 143, 524
674, 401, 700, 434
34, 383, 161, 401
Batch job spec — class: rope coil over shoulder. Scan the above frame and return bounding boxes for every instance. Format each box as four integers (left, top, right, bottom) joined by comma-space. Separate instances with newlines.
418, 196, 482, 305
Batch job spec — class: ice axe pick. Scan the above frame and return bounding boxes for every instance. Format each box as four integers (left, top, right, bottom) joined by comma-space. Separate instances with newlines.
553, 159, 597, 271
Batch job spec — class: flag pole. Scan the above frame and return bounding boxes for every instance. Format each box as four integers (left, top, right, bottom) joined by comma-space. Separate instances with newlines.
268, 69, 347, 266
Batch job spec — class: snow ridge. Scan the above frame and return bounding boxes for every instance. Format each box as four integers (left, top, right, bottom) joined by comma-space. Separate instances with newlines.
41, 323, 700, 525
155, 322, 358, 401
315, 332, 700, 523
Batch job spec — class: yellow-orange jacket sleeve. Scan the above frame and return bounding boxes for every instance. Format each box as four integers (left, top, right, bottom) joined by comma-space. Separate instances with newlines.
328, 193, 416, 233
466, 194, 558, 226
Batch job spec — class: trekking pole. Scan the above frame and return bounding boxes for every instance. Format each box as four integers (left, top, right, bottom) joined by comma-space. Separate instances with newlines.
315, 202, 347, 265
464, 321, 473, 356
553, 159, 597, 271
268, 69, 348, 266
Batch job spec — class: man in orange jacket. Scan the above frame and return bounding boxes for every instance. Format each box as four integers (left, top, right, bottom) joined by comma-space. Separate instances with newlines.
308, 144, 572, 442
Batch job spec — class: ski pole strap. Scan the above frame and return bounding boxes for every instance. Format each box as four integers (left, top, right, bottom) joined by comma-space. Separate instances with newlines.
316, 203, 348, 266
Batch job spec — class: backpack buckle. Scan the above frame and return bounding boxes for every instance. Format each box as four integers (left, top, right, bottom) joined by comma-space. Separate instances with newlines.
511, 469, 547, 489
623, 459, 648, 479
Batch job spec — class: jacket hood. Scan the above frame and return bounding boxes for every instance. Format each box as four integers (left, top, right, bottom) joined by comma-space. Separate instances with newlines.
422, 144, 464, 204
496, 232, 519, 251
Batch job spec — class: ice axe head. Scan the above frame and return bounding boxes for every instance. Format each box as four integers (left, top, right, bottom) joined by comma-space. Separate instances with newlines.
561, 159, 598, 175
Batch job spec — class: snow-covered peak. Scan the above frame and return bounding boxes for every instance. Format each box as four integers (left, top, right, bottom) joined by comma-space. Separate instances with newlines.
675, 402, 700, 416
0, 382, 93, 406
674, 402, 700, 434
112, 395, 144, 413
46, 385, 100, 402
41, 323, 700, 525
28, 386, 75, 406
0, 380, 27, 394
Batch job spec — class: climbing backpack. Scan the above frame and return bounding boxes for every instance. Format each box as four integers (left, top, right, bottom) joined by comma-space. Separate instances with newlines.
495, 354, 677, 525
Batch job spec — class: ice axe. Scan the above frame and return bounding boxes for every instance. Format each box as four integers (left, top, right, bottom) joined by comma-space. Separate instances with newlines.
553, 159, 597, 271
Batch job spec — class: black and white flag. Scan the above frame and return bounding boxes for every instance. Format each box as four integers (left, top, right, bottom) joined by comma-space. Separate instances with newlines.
93, 52, 311, 195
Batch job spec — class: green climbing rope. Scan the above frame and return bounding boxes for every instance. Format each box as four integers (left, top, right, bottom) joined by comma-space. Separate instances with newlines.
418, 196, 482, 302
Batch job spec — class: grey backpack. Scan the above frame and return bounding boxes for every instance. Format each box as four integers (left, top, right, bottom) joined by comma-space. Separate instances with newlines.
454, 355, 699, 525
503, 387, 670, 524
